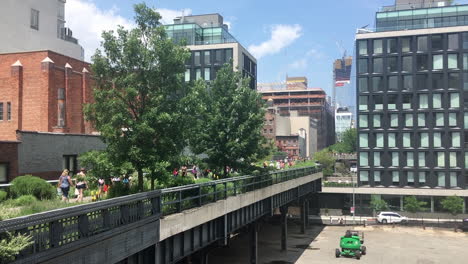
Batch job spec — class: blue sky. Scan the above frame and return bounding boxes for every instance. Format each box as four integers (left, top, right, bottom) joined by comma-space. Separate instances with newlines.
65, 0, 468, 107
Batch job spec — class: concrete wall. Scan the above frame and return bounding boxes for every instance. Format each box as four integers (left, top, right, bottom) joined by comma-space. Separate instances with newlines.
0, 0, 84, 60
17, 131, 106, 179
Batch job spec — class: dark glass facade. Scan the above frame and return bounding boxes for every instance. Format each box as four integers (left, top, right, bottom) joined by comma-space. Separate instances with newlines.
356, 32, 468, 188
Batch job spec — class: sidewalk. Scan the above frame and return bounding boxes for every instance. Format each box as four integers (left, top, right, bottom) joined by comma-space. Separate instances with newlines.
308, 215, 464, 224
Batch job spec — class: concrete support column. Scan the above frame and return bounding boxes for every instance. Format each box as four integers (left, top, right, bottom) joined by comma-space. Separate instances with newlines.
155, 242, 163, 264
430, 197, 435, 213
200, 251, 209, 264
249, 222, 258, 264
305, 199, 310, 228
400, 196, 404, 211
280, 206, 288, 251
300, 200, 306, 234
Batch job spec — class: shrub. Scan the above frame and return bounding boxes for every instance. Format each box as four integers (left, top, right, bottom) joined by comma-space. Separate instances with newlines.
10, 175, 55, 200
13, 195, 37, 206
0, 191, 7, 202
0, 232, 33, 264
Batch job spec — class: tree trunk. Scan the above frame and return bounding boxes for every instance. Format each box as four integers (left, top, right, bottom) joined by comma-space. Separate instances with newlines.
138, 169, 144, 192
150, 171, 155, 190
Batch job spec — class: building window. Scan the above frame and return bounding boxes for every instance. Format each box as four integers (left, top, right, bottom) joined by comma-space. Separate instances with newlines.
402, 95, 412, 109
388, 95, 397, 110
374, 152, 381, 166
184, 69, 190, 82
405, 114, 413, 127
416, 74, 427, 90
431, 35, 443, 51
358, 77, 368, 92
402, 75, 413, 91
373, 39, 383, 54
194, 52, 201, 65
463, 33, 468, 49
373, 58, 383, 73
195, 69, 201, 80
465, 152, 468, 169
451, 132, 461, 148
0, 163, 7, 183
434, 132, 442, 148
204, 68, 210, 81
448, 54, 458, 69
402, 56, 412, 72
215, 50, 222, 64
433, 94, 442, 108
358, 59, 368, 74
437, 172, 446, 187
402, 37, 412, 52
63, 155, 77, 175
358, 40, 368, 55
419, 94, 428, 109
360, 152, 369, 167
417, 36, 427, 51
390, 114, 398, 127
359, 133, 368, 148
359, 115, 368, 128
464, 112, 468, 129
7, 102, 11, 121
359, 96, 368, 110
372, 76, 383, 91
0, 102, 3, 121
435, 113, 444, 127
448, 34, 458, 50
418, 172, 426, 185
388, 133, 396, 148
450, 172, 458, 187
376, 133, 384, 148
30, 9, 39, 30
433, 54, 443, 70
269, 129, 273, 134
387, 38, 397, 53
226, 49, 233, 63
418, 152, 426, 167
391, 152, 399, 166
388, 76, 398, 90
448, 72, 459, 89
204, 51, 211, 65
449, 113, 457, 127
407, 152, 414, 167
449, 152, 457, 168
373, 114, 381, 128
437, 152, 445, 167
420, 132, 429, 148
407, 171, 414, 186
387, 57, 397, 72
416, 55, 428, 71
450, 93, 459, 108
392, 171, 399, 185
360, 171, 369, 184
432, 73, 443, 90
374, 171, 381, 184
403, 133, 411, 148
417, 113, 426, 127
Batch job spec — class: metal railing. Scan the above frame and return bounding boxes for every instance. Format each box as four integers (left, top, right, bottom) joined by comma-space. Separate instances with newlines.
161, 166, 320, 215
0, 190, 161, 260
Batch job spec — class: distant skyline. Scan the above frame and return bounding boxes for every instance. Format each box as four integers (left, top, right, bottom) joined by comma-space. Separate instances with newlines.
66, 0, 468, 106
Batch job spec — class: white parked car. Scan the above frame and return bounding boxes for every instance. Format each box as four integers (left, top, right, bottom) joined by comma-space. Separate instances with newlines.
377, 212, 408, 224
350, 165, 357, 173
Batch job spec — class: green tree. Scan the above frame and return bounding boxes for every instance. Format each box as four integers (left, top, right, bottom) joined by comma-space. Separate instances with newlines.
0, 232, 33, 264
186, 64, 269, 176
340, 128, 357, 153
313, 149, 335, 176
370, 196, 388, 212
441, 195, 464, 216
404, 196, 427, 213
85, 3, 190, 191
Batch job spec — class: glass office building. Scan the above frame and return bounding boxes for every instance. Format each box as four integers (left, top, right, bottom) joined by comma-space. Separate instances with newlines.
356, 3, 468, 189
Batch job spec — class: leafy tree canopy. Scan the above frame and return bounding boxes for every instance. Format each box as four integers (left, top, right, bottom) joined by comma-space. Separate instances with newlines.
441, 195, 464, 216
370, 196, 389, 212
404, 196, 427, 213
313, 149, 335, 176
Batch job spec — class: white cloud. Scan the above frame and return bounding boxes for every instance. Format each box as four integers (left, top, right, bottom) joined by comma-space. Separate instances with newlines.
248, 24, 302, 59
288, 58, 307, 70
306, 48, 326, 59
66, 0, 190, 62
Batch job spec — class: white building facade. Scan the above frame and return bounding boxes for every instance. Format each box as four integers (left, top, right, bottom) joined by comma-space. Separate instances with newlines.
335, 106, 353, 142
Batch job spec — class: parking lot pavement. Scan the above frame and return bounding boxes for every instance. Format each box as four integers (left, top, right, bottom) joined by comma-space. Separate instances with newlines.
208, 222, 468, 264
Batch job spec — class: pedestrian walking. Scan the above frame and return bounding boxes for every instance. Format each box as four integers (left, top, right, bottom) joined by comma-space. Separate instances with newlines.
58, 169, 73, 202
75, 175, 87, 203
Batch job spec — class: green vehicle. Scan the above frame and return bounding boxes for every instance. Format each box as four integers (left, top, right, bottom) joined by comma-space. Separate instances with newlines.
335, 230, 367, 260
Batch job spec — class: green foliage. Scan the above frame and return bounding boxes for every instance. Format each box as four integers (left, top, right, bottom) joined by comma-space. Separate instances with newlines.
332, 128, 357, 153
13, 195, 37, 206
441, 195, 464, 216
313, 149, 335, 176
10, 175, 55, 200
404, 196, 427, 213
0, 232, 33, 264
185, 64, 269, 176
107, 182, 141, 199
78, 151, 132, 182
370, 196, 388, 212
0, 191, 7, 202
167, 176, 195, 188
85, 3, 190, 191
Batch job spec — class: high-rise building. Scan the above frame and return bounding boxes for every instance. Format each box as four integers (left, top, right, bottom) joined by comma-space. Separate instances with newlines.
335, 106, 353, 142
165, 14, 257, 89
356, 0, 468, 189
0, 0, 84, 60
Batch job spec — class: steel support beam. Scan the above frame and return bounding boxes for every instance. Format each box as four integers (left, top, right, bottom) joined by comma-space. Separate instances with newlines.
280, 206, 288, 251
305, 199, 310, 228
300, 199, 306, 234
249, 222, 258, 264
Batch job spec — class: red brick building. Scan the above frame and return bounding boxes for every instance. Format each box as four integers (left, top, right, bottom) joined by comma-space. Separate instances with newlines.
0, 51, 104, 182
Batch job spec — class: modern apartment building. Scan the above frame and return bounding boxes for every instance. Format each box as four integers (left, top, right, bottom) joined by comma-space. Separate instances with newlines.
0, 0, 84, 60
165, 14, 257, 89
335, 106, 353, 142
356, 0, 468, 189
